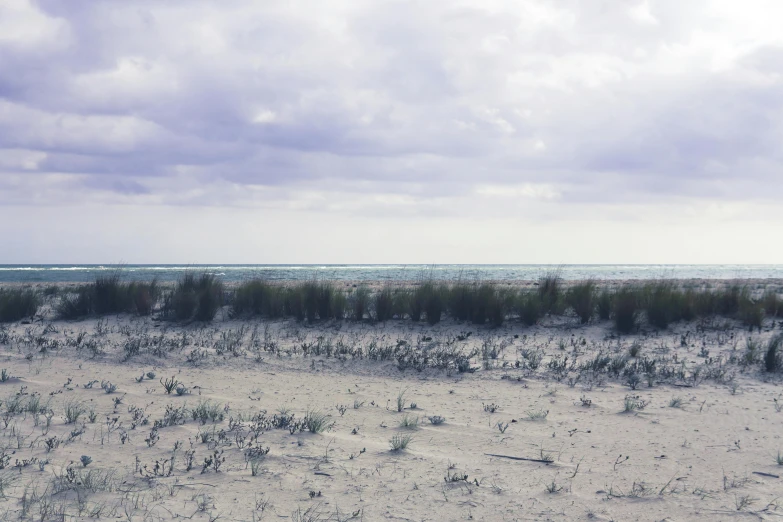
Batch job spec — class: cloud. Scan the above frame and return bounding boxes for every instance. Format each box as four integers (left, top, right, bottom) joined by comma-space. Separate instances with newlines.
0, 0, 782, 261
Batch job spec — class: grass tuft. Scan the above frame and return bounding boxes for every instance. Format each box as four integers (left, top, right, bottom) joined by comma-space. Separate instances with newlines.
303, 409, 334, 433
389, 433, 413, 451
165, 273, 224, 322
613, 287, 639, 334
0, 288, 40, 322
566, 280, 595, 324
764, 334, 782, 373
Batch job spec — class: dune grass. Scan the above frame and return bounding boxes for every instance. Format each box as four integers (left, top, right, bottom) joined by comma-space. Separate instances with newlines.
165, 273, 223, 322
56, 272, 159, 320
373, 286, 395, 322
613, 287, 639, 334
0, 288, 41, 322
764, 335, 782, 373
566, 280, 595, 324
538, 269, 563, 315
32, 273, 781, 332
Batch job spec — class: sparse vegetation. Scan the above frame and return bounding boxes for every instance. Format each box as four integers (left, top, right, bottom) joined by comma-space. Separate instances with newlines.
303, 409, 333, 433
623, 395, 649, 413
0, 275, 781, 520
389, 433, 413, 451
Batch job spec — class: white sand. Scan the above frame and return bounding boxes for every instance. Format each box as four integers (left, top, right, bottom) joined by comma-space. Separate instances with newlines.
0, 309, 781, 521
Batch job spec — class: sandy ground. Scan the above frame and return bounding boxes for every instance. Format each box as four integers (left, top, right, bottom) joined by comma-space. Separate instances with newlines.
0, 305, 781, 521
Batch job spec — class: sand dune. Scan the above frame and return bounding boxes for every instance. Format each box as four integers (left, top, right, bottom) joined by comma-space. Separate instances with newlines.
0, 305, 781, 521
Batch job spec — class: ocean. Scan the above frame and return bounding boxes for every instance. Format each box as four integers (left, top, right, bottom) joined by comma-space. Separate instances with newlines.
1, 264, 782, 284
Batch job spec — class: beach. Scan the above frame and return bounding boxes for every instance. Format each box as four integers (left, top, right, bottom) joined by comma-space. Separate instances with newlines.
0, 279, 781, 521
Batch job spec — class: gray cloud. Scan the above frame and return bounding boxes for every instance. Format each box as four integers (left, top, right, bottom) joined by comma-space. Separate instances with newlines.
1, 0, 782, 211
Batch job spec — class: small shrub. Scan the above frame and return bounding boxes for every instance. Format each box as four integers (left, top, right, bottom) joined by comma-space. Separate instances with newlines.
622, 395, 648, 413
526, 409, 549, 421
191, 400, 225, 425
428, 415, 445, 425
80, 455, 92, 468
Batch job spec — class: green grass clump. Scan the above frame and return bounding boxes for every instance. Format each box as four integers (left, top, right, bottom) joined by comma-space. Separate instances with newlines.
644, 281, 679, 329
374, 286, 394, 322
398, 414, 419, 429
93, 272, 129, 315
93, 272, 159, 316
64, 400, 87, 424
538, 270, 563, 315
389, 433, 413, 451
763, 291, 781, 317
409, 284, 427, 322
516, 291, 542, 326
410, 282, 444, 325
55, 272, 158, 320
448, 282, 473, 322
166, 273, 224, 322
286, 280, 342, 322
56, 286, 93, 320
738, 295, 764, 331
350, 286, 370, 321
304, 409, 334, 433
0, 288, 40, 322
191, 399, 225, 425
566, 280, 595, 324
231, 280, 273, 317
613, 287, 639, 334
764, 335, 782, 373
128, 281, 159, 316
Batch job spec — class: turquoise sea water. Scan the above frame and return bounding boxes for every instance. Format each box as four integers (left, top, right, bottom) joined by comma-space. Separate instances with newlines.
1, 264, 782, 284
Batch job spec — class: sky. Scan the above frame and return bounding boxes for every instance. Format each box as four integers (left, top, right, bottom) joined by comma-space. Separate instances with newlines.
1, 0, 782, 264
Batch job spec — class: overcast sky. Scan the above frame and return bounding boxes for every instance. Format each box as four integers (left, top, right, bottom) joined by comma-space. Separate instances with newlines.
1, 0, 781, 264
